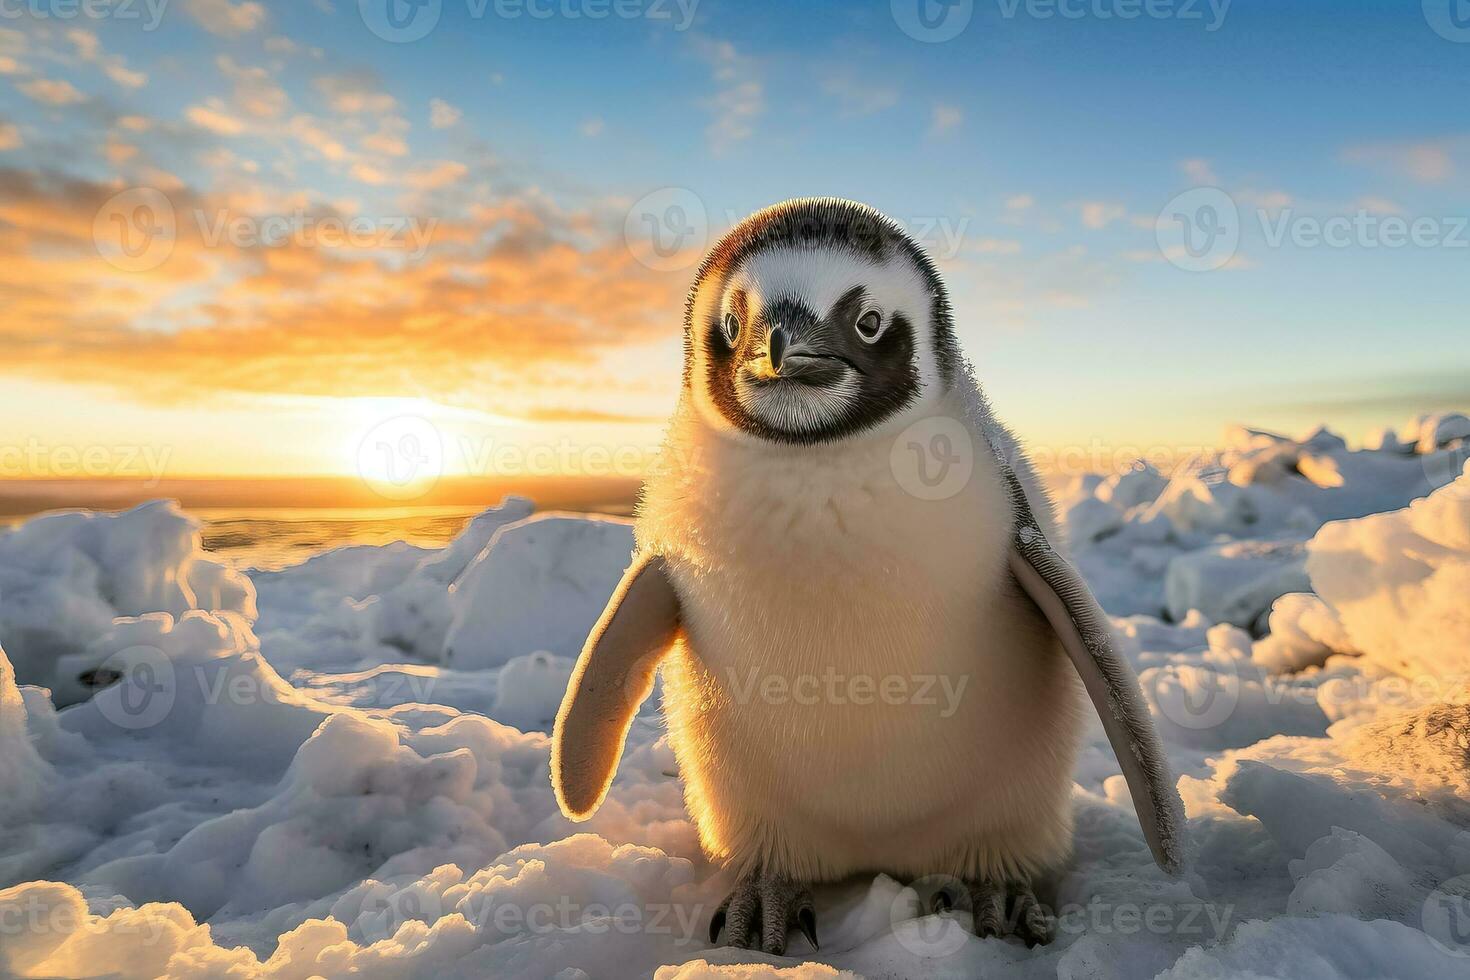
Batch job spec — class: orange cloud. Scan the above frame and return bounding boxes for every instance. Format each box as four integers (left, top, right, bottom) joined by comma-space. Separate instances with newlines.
0, 167, 688, 416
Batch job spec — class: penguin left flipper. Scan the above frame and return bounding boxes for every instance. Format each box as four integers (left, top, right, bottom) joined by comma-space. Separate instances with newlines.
553, 553, 681, 820
997, 463, 1187, 876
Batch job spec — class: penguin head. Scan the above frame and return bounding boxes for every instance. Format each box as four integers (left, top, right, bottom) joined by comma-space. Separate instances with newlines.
683, 198, 960, 445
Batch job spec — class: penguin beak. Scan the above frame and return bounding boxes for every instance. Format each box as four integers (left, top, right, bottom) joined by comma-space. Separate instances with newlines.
768, 326, 789, 374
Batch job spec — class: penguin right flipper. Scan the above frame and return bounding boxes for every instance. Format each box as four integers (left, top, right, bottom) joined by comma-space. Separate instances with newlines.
552, 553, 681, 820
992, 459, 1187, 876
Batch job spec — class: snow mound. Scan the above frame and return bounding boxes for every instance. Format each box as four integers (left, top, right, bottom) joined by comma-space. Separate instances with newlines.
1, 837, 704, 979
1251, 593, 1357, 674
0, 501, 256, 698
1341, 689, 1470, 800
0, 645, 54, 821
5, 420, 1470, 978
442, 514, 635, 669
1307, 461, 1470, 679
252, 497, 535, 671
1060, 423, 1449, 623
1164, 538, 1310, 629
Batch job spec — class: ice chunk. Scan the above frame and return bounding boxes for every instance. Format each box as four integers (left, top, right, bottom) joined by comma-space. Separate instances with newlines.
1165, 538, 1311, 629
1252, 593, 1358, 674
491, 651, 576, 733
0, 501, 256, 695
1307, 462, 1470, 678
0, 646, 54, 821
442, 514, 635, 669
1063, 496, 1124, 546
1095, 464, 1166, 509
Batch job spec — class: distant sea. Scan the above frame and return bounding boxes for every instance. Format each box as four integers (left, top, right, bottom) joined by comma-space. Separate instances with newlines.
193, 507, 488, 571
0, 477, 642, 572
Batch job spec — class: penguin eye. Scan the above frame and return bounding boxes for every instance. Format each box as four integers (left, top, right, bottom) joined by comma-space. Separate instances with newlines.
721, 312, 741, 346
855, 309, 885, 344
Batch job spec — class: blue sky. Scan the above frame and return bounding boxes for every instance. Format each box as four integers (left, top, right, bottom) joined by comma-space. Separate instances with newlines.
0, 0, 1467, 476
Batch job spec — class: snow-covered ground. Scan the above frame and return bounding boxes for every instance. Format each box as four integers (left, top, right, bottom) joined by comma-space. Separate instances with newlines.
2, 414, 1469, 979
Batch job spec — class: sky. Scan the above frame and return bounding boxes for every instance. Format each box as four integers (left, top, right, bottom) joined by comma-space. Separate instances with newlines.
0, 0, 1467, 486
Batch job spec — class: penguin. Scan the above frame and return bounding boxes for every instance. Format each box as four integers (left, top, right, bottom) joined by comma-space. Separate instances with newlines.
552, 198, 1184, 955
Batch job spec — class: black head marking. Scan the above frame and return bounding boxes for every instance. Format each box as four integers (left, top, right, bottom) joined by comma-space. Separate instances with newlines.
683, 199, 957, 444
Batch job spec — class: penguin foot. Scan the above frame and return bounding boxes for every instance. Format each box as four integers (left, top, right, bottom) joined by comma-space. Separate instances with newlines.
928, 878, 1054, 947
708, 870, 818, 956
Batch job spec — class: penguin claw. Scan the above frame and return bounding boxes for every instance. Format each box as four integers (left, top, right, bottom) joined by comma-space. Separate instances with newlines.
708, 898, 729, 944
708, 871, 818, 956
796, 902, 819, 952
928, 888, 954, 916
963, 878, 1055, 946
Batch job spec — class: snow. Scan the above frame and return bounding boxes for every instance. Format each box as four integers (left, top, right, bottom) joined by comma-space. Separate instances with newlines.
1, 423, 1469, 978
441, 514, 635, 670
0, 501, 255, 701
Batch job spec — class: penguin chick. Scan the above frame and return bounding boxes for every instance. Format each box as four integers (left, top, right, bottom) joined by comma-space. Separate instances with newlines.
553, 198, 1185, 956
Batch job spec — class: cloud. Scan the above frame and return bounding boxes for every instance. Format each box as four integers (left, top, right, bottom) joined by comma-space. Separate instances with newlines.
362, 120, 410, 157
1343, 138, 1458, 184
19, 78, 85, 106
65, 28, 148, 89
349, 162, 390, 185
929, 103, 963, 136
430, 98, 462, 129
187, 102, 248, 136
1235, 188, 1292, 214
288, 114, 348, 161
579, 117, 605, 138
815, 65, 899, 117
0, 122, 19, 150
185, 0, 268, 36
697, 38, 762, 155
1181, 158, 1218, 184
0, 166, 687, 408
218, 56, 288, 119
315, 72, 397, 114
1355, 196, 1402, 215
403, 160, 468, 190
1079, 201, 1125, 230
945, 243, 1121, 329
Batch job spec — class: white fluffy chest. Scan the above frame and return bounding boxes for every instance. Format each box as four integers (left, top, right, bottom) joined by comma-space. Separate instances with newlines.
637, 405, 1019, 701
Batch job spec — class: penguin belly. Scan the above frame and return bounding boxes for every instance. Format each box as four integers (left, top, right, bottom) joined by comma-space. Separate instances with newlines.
643, 425, 1084, 882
